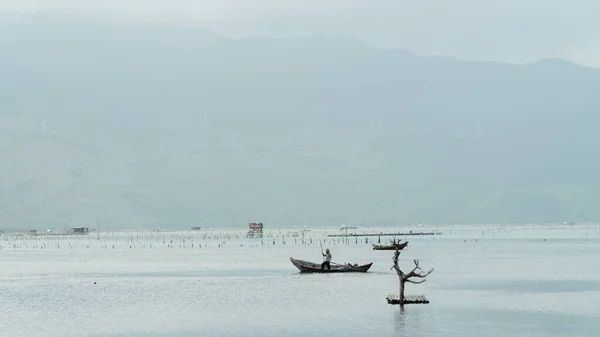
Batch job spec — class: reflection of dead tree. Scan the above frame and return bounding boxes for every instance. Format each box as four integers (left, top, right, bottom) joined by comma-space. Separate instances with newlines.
390, 239, 434, 306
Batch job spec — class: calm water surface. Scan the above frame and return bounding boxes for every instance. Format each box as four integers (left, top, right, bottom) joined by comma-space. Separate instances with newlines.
1, 225, 599, 337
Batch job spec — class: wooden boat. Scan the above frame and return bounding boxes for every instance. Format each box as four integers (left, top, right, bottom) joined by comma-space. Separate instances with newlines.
372, 241, 408, 251
290, 257, 373, 273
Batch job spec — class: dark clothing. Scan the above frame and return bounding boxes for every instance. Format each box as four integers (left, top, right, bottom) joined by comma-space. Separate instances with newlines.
321, 261, 331, 271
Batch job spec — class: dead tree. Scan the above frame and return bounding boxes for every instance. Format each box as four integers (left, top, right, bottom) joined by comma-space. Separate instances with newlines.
390, 239, 434, 306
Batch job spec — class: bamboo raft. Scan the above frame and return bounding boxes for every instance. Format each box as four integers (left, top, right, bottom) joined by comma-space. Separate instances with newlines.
386, 294, 429, 305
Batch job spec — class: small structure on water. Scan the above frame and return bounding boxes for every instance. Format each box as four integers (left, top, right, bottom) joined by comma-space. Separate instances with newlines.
71, 227, 89, 234
246, 222, 263, 238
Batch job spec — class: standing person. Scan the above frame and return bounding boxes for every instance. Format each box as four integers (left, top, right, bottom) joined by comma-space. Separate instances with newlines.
321, 248, 332, 271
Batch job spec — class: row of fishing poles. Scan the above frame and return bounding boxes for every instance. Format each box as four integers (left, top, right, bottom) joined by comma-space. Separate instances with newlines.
0, 235, 379, 251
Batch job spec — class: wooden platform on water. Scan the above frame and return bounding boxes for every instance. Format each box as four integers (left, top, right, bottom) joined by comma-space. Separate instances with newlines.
386, 294, 429, 305
328, 232, 440, 238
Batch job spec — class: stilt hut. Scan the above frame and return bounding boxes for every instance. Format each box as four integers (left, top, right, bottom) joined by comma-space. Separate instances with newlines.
246, 222, 263, 238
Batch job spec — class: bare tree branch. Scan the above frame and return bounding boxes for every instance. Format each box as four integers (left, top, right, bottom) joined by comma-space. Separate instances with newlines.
408, 268, 434, 279
391, 249, 404, 277
406, 278, 426, 284
404, 259, 422, 279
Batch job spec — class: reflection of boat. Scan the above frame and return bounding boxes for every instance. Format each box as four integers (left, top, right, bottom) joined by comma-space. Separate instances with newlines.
289, 257, 373, 273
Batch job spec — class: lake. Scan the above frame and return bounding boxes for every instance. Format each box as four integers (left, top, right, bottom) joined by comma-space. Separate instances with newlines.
1, 224, 599, 337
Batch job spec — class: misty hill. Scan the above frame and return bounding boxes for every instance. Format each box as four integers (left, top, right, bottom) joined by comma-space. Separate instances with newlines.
1, 17, 599, 229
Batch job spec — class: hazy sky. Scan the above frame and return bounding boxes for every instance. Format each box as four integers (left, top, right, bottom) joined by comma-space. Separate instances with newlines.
1, 0, 599, 66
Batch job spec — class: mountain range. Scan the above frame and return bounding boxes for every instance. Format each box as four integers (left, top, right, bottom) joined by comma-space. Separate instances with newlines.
1, 16, 599, 230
